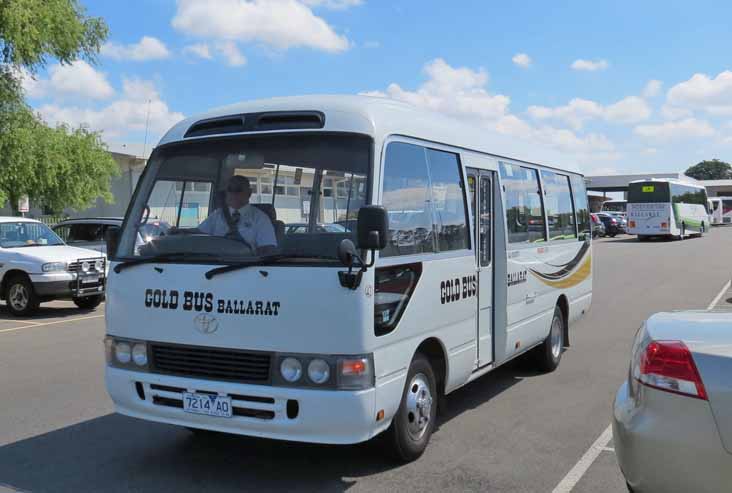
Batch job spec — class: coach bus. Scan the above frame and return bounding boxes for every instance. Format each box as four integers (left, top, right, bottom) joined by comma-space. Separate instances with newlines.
600, 199, 626, 214
103, 96, 593, 461
709, 196, 732, 225
627, 179, 709, 240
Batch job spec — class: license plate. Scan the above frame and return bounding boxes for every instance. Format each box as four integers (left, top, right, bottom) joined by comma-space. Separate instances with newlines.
81, 275, 99, 284
182, 392, 232, 418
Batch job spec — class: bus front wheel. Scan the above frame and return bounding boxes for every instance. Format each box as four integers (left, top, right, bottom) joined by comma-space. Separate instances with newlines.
386, 353, 438, 462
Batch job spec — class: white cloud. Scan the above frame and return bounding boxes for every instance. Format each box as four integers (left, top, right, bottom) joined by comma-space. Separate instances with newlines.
634, 118, 716, 141
642, 79, 662, 98
571, 59, 609, 71
216, 41, 247, 66
527, 98, 603, 130
604, 96, 652, 123
172, 0, 350, 53
361, 58, 617, 160
183, 43, 213, 60
101, 36, 171, 61
527, 96, 650, 129
666, 70, 732, 116
512, 53, 532, 68
366, 58, 510, 120
302, 0, 362, 9
37, 78, 184, 140
21, 61, 114, 100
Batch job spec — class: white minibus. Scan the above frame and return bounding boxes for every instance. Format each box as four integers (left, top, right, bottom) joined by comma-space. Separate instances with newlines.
627, 179, 709, 240
600, 199, 626, 215
104, 96, 593, 461
709, 196, 732, 225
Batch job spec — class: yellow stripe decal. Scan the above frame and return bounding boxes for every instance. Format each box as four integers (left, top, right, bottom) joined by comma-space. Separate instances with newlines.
530, 253, 592, 289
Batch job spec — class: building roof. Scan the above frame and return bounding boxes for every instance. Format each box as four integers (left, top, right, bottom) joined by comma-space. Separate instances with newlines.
586, 172, 700, 192
699, 179, 732, 187
157, 94, 582, 174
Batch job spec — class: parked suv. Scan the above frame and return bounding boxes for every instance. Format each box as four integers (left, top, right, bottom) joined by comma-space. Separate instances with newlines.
53, 217, 170, 254
0, 217, 106, 315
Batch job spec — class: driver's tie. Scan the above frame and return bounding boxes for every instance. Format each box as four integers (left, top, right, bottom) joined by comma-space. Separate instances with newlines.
225, 210, 241, 240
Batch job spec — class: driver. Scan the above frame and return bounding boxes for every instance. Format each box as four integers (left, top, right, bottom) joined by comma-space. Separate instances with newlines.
197, 175, 277, 255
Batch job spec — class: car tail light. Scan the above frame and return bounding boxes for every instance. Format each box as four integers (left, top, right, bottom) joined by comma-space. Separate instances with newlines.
661, 222, 668, 228
636, 340, 707, 400
629, 220, 636, 228
611, 218, 617, 224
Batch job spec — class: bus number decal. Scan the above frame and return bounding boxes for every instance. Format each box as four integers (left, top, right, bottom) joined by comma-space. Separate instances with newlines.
440, 275, 477, 304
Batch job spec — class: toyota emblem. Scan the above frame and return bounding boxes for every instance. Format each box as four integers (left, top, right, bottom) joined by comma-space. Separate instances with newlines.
193, 314, 219, 334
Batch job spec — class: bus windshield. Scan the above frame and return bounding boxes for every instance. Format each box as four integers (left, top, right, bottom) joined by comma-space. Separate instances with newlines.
117, 133, 371, 262
628, 182, 670, 203
601, 200, 626, 213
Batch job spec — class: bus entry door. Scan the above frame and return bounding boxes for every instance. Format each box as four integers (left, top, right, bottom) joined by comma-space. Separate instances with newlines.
468, 168, 495, 367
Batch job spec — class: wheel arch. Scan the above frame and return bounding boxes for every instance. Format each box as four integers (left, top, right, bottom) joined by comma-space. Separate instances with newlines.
414, 337, 448, 398
0, 269, 31, 298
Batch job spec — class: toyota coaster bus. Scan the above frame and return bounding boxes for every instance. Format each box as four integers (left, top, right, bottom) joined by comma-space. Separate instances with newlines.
627, 179, 709, 240
104, 96, 593, 461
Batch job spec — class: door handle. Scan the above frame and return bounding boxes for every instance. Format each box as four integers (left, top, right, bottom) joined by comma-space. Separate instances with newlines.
525, 292, 536, 304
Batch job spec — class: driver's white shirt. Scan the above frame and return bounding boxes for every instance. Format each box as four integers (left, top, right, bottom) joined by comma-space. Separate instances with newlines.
197, 204, 277, 249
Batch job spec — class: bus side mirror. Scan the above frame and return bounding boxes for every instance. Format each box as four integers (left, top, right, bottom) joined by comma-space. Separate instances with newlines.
105, 227, 120, 259
357, 206, 388, 250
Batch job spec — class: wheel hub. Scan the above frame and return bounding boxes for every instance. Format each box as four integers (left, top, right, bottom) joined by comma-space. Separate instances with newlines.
405, 373, 433, 441
9, 284, 28, 311
550, 315, 563, 359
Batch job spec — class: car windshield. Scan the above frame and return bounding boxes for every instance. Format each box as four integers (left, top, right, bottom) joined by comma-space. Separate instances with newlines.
0, 222, 65, 248
117, 133, 371, 262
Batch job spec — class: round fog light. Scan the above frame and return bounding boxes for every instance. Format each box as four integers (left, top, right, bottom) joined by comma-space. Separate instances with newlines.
280, 357, 303, 383
115, 342, 131, 364
95, 259, 104, 271
307, 359, 330, 384
81, 261, 90, 272
132, 344, 147, 366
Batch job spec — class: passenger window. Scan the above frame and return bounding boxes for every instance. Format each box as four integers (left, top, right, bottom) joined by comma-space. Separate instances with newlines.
479, 176, 491, 266
425, 149, 469, 252
381, 143, 436, 257
500, 163, 546, 244
570, 175, 591, 238
541, 171, 576, 240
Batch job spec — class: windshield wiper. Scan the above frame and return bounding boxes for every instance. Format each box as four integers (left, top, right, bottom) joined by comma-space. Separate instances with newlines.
204, 254, 291, 279
113, 252, 215, 274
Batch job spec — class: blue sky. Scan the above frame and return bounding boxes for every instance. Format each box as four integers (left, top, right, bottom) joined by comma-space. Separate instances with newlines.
20, 0, 732, 175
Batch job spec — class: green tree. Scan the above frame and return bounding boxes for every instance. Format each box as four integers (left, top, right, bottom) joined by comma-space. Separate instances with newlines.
684, 159, 732, 181
0, 0, 116, 214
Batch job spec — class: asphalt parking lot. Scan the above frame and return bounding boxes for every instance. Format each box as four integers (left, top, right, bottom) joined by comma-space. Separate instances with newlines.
1, 228, 731, 493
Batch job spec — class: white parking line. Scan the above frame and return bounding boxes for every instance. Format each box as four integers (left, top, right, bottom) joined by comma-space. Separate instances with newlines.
551, 425, 613, 493
0, 314, 104, 334
708, 279, 731, 310
552, 279, 732, 492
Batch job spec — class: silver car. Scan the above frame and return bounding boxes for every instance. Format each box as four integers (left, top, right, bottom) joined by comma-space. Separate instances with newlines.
613, 311, 732, 492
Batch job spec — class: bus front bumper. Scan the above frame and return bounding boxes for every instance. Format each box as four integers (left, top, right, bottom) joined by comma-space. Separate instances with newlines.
105, 367, 381, 445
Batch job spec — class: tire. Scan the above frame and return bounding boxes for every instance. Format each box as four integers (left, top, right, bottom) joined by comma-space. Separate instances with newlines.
5, 274, 40, 316
73, 294, 103, 310
386, 353, 438, 462
533, 305, 565, 372
609, 232, 617, 238
637, 235, 648, 242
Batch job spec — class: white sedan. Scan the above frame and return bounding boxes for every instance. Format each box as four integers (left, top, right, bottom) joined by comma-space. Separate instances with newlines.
613, 310, 732, 492
0, 217, 106, 316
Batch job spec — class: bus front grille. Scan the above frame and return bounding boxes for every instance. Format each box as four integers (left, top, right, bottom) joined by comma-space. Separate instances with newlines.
150, 343, 272, 384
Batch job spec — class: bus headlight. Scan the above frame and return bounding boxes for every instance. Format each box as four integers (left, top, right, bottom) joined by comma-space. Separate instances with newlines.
274, 353, 373, 390
280, 357, 303, 383
132, 343, 148, 366
105, 337, 149, 371
307, 359, 330, 385
115, 342, 132, 364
